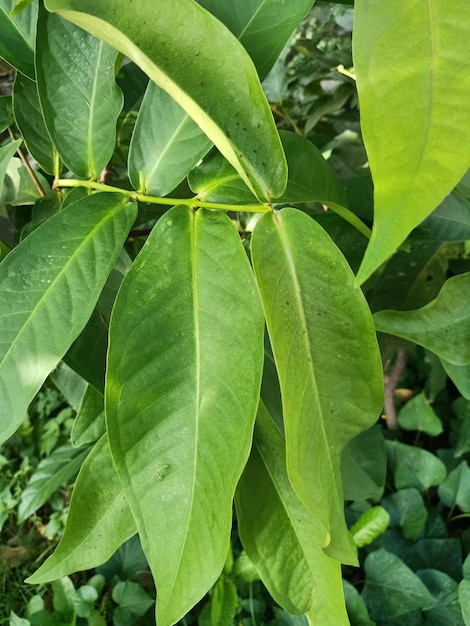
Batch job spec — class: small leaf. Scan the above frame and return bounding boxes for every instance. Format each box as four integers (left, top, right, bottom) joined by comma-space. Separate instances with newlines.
71, 385, 105, 447
398, 392, 443, 436
350, 506, 390, 548
208, 577, 238, 626
27, 436, 136, 584
381, 488, 427, 541
0, 140, 21, 200
341, 427, 386, 502
73, 585, 98, 618
36, 7, 123, 178
374, 273, 470, 366
0, 0, 37, 78
112, 582, 154, 617
44, 0, 287, 200
18, 444, 90, 522
386, 441, 447, 491
0, 192, 136, 445
0, 95, 14, 132
438, 462, 470, 512
51, 576, 75, 616
251, 208, 383, 564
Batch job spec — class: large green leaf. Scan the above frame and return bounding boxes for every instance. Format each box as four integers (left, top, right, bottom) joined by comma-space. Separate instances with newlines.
36, 7, 123, 178
27, 436, 136, 584
44, 0, 287, 201
128, 81, 212, 196
13, 73, 56, 174
251, 208, 383, 564
199, 0, 314, 82
354, 0, 470, 283
374, 273, 470, 365
236, 402, 349, 623
0, 192, 136, 445
0, 0, 37, 79
106, 206, 264, 626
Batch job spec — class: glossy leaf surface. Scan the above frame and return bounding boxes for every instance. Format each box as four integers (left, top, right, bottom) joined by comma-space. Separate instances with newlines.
199, 0, 314, 81
27, 436, 136, 583
251, 208, 383, 564
106, 206, 264, 626
44, 0, 287, 200
13, 73, 55, 174
128, 81, 212, 196
236, 402, 349, 623
0, 0, 36, 78
0, 192, 136, 444
374, 273, 470, 366
354, 0, 470, 283
36, 8, 123, 178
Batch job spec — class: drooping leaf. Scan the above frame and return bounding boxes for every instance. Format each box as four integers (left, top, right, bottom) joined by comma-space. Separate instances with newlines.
341, 426, 386, 502
386, 441, 447, 491
0, 0, 37, 79
198, 0, 314, 82
0, 192, 136, 445
13, 73, 56, 174
18, 444, 90, 522
374, 273, 470, 366
251, 208, 383, 564
438, 462, 470, 513
362, 549, 436, 621
354, 0, 470, 283
128, 81, 212, 196
43, 0, 287, 201
397, 392, 443, 436
350, 506, 390, 548
27, 436, 136, 584
0, 139, 21, 199
36, 7, 123, 178
0, 95, 14, 132
106, 205, 264, 626
236, 402, 349, 623
71, 384, 105, 447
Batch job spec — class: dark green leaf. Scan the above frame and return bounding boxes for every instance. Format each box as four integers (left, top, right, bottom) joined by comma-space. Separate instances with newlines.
36, 8, 123, 178
18, 444, 90, 522
397, 392, 443, 436
0, 0, 36, 78
441, 359, 470, 401
419, 570, 465, 626
459, 580, 470, 626
106, 206, 264, 626
112, 581, 154, 617
386, 441, 447, 491
251, 208, 383, 564
374, 274, 470, 366
381, 488, 427, 541
0, 192, 136, 445
0, 95, 14, 132
342, 580, 375, 626
27, 436, 136, 583
71, 385, 105, 447
341, 427, 386, 502
438, 462, 470, 512
422, 190, 470, 242
44, 0, 287, 201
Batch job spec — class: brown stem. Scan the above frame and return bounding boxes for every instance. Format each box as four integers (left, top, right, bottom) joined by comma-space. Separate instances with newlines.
383, 348, 407, 430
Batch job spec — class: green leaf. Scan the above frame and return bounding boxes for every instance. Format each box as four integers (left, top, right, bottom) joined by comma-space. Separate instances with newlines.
0, 0, 36, 79
397, 392, 443, 436
73, 585, 98, 618
51, 576, 75, 617
251, 208, 383, 564
18, 444, 90, 522
0, 95, 14, 132
9, 612, 30, 626
419, 570, 466, 626
128, 81, 212, 196
374, 273, 470, 366
106, 206, 264, 626
0, 139, 21, 200
198, 0, 314, 82
71, 385, 105, 447
43, 0, 287, 201
386, 441, 447, 491
27, 436, 136, 584
381, 488, 428, 541
459, 580, 470, 626
207, 577, 238, 626
341, 426, 386, 502
438, 462, 470, 513
342, 580, 375, 626
236, 402, 349, 623
422, 189, 470, 243
362, 549, 436, 621
112, 581, 154, 617
354, 0, 470, 283
441, 359, 470, 401
350, 506, 390, 548
0, 192, 136, 445
13, 73, 56, 174
1, 156, 50, 209
36, 7, 123, 178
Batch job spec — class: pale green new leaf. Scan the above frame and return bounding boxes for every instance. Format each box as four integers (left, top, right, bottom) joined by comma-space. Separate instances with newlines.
350, 506, 390, 548
199, 0, 315, 81
44, 0, 287, 201
0, 192, 136, 445
0, 0, 37, 78
251, 208, 383, 565
374, 273, 470, 366
128, 81, 212, 196
354, 0, 470, 283
36, 7, 123, 178
27, 436, 136, 584
236, 402, 349, 623
106, 206, 264, 626
0, 139, 21, 199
